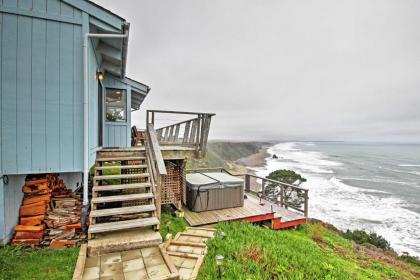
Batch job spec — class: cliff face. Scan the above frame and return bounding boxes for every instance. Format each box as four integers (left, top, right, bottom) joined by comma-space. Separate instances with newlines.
186, 141, 269, 170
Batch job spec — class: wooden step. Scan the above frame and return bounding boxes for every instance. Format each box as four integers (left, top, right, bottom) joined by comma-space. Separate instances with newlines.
91, 193, 154, 204
87, 228, 162, 256
94, 173, 150, 181
96, 156, 146, 162
95, 164, 147, 170
90, 205, 156, 218
88, 217, 159, 234
93, 183, 152, 192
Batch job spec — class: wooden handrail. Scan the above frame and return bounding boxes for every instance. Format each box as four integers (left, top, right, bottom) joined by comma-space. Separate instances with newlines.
155, 117, 198, 133
145, 123, 168, 220
147, 109, 216, 116
146, 110, 215, 158
146, 124, 167, 176
186, 167, 309, 217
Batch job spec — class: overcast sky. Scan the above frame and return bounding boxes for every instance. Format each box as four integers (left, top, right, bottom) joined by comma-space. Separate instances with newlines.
95, 0, 420, 142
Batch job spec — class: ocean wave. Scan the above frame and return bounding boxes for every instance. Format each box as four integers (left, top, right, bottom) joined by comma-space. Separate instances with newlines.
267, 142, 342, 175
259, 142, 420, 257
340, 177, 417, 187
398, 164, 420, 167
381, 167, 420, 177
303, 174, 420, 257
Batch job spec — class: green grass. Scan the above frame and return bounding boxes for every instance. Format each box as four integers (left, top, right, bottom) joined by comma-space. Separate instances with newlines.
0, 246, 79, 280
197, 222, 420, 280
160, 213, 188, 240
1, 218, 419, 279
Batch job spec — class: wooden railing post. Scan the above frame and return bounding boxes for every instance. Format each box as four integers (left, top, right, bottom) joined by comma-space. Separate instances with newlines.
280, 185, 285, 208
304, 190, 309, 217
261, 178, 266, 196
245, 174, 250, 192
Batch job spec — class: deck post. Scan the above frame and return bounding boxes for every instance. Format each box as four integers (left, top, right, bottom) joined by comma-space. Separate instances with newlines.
280, 185, 285, 208
245, 174, 250, 192
261, 179, 266, 195
304, 190, 309, 217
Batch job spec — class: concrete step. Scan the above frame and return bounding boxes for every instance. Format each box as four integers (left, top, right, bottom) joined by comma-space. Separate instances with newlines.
96, 156, 146, 162
94, 173, 150, 181
88, 217, 159, 234
95, 164, 147, 170
90, 205, 156, 218
92, 183, 152, 192
92, 193, 154, 204
87, 228, 162, 256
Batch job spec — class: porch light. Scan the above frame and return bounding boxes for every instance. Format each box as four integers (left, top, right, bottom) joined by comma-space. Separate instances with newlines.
215, 255, 224, 279
96, 71, 104, 81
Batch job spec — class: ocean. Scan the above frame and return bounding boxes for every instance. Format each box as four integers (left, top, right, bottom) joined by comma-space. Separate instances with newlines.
253, 142, 420, 257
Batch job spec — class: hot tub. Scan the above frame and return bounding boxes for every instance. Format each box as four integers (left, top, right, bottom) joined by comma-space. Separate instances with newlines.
185, 172, 244, 212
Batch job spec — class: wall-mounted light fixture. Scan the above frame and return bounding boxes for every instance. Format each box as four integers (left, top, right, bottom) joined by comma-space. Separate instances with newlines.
96, 70, 104, 81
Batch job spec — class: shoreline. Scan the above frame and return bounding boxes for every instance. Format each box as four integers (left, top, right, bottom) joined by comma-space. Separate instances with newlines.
235, 147, 270, 168
243, 142, 419, 258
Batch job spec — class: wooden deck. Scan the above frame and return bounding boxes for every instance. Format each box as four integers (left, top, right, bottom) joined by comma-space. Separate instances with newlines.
183, 193, 307, 230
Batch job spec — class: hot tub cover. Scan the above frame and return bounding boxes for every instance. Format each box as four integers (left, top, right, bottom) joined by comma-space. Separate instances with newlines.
203, 172, 244, 187
186, 172, 243, 190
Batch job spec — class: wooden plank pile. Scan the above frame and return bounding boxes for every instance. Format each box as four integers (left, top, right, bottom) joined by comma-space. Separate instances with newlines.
12, 174, 84, 247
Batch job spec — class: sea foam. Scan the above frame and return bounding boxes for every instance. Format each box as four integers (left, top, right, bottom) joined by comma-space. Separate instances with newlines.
257, 142, 420, 257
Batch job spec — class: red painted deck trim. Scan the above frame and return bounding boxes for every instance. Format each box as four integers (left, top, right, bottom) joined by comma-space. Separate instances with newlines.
272, 218, 307, 230
238, 213, 307, 230
240, 213, 275, 223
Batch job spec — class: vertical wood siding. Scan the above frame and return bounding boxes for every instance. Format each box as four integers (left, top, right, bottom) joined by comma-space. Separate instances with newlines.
0, 0, 85, 174
3, 175, 24, 242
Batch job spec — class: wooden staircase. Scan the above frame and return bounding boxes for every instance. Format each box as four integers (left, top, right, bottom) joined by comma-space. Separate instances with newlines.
88, 149, 160, 240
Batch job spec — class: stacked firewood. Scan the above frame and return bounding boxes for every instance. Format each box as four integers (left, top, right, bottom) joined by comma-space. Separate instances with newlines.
43, 187, 84, 247
12, 174, 84, 247
12, 176, 54, 246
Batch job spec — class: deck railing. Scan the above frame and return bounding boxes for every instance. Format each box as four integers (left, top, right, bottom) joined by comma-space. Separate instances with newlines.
146, 110, 215, 158
186, 167, 309, 217
144, 124, 167, 219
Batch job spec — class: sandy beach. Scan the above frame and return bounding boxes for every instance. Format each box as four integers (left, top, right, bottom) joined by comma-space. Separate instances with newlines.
236, 147, 269, 167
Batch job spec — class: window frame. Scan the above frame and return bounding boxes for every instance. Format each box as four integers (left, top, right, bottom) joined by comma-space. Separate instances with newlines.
105, 87, 128, 123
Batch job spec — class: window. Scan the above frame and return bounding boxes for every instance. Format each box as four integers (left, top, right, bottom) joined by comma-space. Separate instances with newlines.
105, 88, 127, 122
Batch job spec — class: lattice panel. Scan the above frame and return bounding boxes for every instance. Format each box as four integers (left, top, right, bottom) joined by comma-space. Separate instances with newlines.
161, 160, 185, 208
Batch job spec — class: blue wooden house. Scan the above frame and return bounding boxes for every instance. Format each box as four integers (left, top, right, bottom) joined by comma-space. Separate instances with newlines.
0, 0, 153, 244
0, 0, 214, 247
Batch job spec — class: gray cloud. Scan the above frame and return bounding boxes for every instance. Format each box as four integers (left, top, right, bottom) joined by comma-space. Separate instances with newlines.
94, 0, 420, 142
